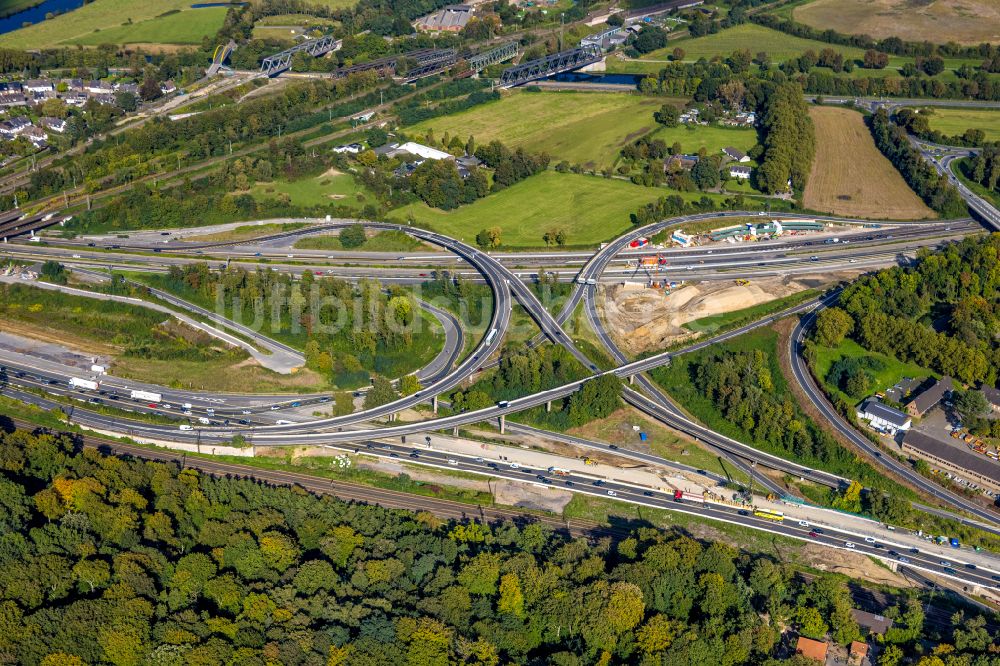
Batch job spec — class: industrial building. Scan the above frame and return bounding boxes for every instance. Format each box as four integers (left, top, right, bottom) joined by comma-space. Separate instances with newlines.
414, 5, 474, 32
901, 430, 1000, 493
857, 398, 912, 435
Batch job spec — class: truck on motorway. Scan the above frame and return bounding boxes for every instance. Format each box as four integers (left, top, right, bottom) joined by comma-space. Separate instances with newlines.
673, 490, 705, 504
69, 377, 99, 391
484, 328, 498, 346
129, 389, 162, 403
547, 466, 570, 476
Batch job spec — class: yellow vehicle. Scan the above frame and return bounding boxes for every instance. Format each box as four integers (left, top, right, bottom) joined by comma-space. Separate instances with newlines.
753, 508, 785, 522
735, 279, 750, 286
583, 457, 597, 466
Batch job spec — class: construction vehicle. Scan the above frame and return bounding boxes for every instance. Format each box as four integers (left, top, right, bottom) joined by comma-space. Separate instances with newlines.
735, 279, 749, 286
583, 457, 596, 466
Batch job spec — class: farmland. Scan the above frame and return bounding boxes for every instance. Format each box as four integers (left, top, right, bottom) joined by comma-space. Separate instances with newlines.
390, 171, 667, 247
918, 108, 1000, 142
406, 91, 673, 169
803, 106, 934, 220
0, 0, 215, 48
794, 0, 1000, 46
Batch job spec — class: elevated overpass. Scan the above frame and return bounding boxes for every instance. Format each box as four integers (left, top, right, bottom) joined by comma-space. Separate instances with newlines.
0, 211, 68, 240
207, 40, 236, 76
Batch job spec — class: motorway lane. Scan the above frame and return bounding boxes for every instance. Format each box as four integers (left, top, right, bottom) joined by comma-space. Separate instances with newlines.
32, 417, 1000, 595
791, 304, 1000, 527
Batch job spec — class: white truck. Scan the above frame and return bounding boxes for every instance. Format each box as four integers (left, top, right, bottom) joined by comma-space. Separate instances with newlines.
130, 389, 162, 403
69, 377, 99, 391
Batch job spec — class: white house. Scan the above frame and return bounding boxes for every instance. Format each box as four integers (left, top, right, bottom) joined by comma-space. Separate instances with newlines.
729, 164, 752, 180
722, 146, 750, 163
39, 116, 67, 133
0, 116, 31, 137
857, 398, 912, 435
333, 143, 363, 154
23, 79, 53, 94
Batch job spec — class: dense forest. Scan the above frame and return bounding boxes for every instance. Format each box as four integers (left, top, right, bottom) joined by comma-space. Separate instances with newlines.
4, 427, 996, 665
757, 83, 815, 193
822, 234, 1000, 387
867, 109, 968, 218
147, 264, 436, 386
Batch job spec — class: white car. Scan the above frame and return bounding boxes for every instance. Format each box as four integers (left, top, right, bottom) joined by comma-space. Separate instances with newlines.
864, 536, 876, 544
178, 424, 193, 431
447, 459, 459, 466
844, 541, 856, 549
276, 419, 293, 425
241, 409, 252, 415
607, 490, 617, 497
509, 462, 520, 469
798, 520, 809, 527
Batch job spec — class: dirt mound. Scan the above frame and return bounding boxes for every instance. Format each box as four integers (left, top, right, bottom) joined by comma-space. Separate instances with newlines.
601, 277, 813, 355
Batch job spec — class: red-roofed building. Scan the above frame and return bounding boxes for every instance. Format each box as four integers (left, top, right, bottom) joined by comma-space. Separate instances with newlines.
796, 636, 829, 662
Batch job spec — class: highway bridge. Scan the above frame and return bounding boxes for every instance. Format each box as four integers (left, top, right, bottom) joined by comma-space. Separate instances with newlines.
207, 40, 236, 76
498, 44, 603, 88
0, 210, 69, 241
4, 212, 1000, 580
261, 34, 341, 77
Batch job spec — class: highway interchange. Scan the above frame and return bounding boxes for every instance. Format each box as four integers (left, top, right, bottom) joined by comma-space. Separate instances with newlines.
3, 183, 1000, 595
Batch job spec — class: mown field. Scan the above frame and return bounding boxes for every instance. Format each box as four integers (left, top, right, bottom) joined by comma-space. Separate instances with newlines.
390, 171, 666, 247
71, 7, 228, 46
919, 107, 1000, 142
607, 23, 984, 79
794, 0, 1000, 46
648, 123, 757, 160
251, 171, 374, 209
811, 337, 937, 406
803, 106, 934, 220
0, 0, 215, 48
406, 91, 672, 169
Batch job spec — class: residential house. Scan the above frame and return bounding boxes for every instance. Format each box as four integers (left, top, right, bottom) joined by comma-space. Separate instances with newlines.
90, 93, 116, 106
665, 154, 699, 171
901, 430, 1000, 492
722, 146, 750, 162
0, 93, 26, 108
982, 385, 1000, 414
63, 92, 88, 107
116, 82, 139, 96
39, 116, 67, 133
795, 637, 828, 662
0, 81, 23, 94
85, 80, 112, 95
160, 80, 177, 95
456, 154, 481, 178
414, 4, 474, 32
0, 116, 31, 138
333, 143, 363, 154
729, 164, 752, 180
66, 78, 84, 91
857, 398, 912, 435
848, 641, 869, 666
850, 610, 893, 636
679, 108, 700, 124
393, 160, 423, 178
23, 79, 53, 94
884, 376, 922, 404
906, 376, 953, 418
21, 125, 47, 147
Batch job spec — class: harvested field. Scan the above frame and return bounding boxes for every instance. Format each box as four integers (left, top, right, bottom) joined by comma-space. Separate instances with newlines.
803, 106, 934, 220
600, 275, 827, 355
794, 0, 1000, 45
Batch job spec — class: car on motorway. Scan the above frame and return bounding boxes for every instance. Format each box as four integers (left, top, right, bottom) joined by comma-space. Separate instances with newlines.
592, 480, 605, 486
864, 536, 876, 544
564, 480, 574, 487
797, 520, 809, 527
607, 490, 617, 497
844, 541, 856, 549
808, 530, 820, 537
447, 459, 459, 466
897, 556, 910, 564
291, 401, 301, 407
409, 451, 419, 458
965, 563, 976, 570
275, 419, 293, 425
509, 462, 520, 469
179, 424, 193, 431
943, 567, 958, 575
147, 403, 157, 408
270, 405, 280, 410
642, 491, 654, 497
241, 409, 252, 415
939, 560, 951, 567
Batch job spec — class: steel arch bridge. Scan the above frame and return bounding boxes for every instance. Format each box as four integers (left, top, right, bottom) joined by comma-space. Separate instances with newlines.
498, 44, 603, 88
260, 34, 341, 77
